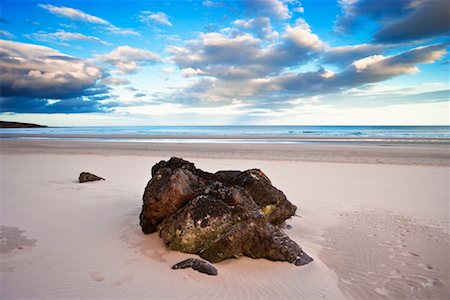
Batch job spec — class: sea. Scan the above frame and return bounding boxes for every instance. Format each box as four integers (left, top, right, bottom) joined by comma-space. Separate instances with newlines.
1, 126, 449, 143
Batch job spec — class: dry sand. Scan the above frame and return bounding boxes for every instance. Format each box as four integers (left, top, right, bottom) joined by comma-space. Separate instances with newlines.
0, 139, 449, 299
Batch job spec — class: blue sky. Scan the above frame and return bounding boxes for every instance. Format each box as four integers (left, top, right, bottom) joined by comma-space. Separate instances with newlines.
0, 0, 449, 125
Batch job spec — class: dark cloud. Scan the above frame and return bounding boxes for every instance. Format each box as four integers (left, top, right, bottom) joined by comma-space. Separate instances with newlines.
166, 42, 447, 106
373, 0, 450, 43
0, 96, 114, 114
278, 42, 449, 95
0, 39, 117, 113
0, 40, 103, 99
336, 0, 449, 43
336, 0, 413, 33
134, 93, 146, 98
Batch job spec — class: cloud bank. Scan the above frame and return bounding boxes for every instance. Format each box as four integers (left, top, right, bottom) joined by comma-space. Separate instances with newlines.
1, 1, 448, 119
336, 0, 450, 43
0, 40, 113, 113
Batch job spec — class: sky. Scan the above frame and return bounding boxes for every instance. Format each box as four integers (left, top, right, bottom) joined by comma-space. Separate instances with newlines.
0, 0, 449, 126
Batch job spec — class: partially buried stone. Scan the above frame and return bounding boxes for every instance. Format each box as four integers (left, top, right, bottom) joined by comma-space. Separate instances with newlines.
79, 172, 105, 183
172, 258, 218, 276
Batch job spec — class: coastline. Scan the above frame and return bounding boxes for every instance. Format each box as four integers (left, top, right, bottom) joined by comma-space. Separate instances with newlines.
0, 137, 448, 166
1, 132, 450, 142
1, 140, 449, 299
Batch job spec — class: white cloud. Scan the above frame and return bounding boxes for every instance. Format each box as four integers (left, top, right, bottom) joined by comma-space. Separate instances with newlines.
166, 45, 189, 55
39, 4, 109, 25
39, 4, 139, 36
202, 1, 224, 8
289, 95, 321, 105
171, 32, 262, 70
103, 25, 139, 36
181, 68, 204, 77
100, 77, 130, 85
27, 30, 110, 46
293, 3, 304, 13
349, 43, 447, 78
96, 46, 161, 74
284, 19, 325, 51
139, 11, 172, 26
352, 55, 385, 71
0, 30, 14, 39
347, 82, 449, 97
162, 67, 174, 74
322, 43, 388, 67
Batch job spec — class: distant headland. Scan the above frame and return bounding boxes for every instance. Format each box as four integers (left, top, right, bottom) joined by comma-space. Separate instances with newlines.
0, 121, 48, 128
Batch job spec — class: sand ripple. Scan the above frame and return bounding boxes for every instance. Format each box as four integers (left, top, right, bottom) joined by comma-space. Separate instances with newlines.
320, 209, 449, 299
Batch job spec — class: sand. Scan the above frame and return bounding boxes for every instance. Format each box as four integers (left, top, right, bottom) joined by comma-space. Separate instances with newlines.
0, 139, 449, 299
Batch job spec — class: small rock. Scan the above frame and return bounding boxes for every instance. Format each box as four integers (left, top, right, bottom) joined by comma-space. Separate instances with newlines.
79, 172, 105, 183
172, 258, 218, 276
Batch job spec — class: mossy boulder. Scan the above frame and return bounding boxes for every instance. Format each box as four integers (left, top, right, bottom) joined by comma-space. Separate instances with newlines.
139, 157, 312, 266
220, 169, 297, 225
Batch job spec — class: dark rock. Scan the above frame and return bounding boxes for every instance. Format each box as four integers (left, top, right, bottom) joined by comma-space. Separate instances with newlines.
151, 157, 216, 183
159, 189, 312, 266
79, 172, 104, 183
223, 169, 297, 225
140, 157, 312, 266
214, 170, 241, 182
140, 166, 202, 234
172, 258, 218, 276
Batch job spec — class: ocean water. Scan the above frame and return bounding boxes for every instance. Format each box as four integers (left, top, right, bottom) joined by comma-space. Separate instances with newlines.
1, 125, 449, 139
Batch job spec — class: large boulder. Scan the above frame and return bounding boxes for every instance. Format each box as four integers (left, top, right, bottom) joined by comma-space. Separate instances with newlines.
139, 157, 312, 266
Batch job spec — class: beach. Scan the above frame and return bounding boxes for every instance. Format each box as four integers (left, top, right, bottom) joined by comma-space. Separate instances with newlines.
1, 138, 449, 299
